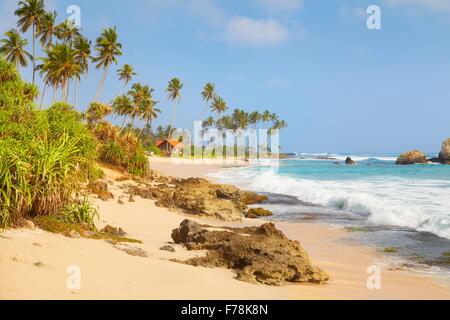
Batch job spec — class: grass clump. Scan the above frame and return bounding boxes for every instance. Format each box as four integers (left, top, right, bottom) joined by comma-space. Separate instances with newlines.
62, 197, 99, 229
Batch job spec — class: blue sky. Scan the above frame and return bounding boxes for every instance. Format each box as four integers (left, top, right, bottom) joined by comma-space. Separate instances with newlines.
1, 0, 450, 153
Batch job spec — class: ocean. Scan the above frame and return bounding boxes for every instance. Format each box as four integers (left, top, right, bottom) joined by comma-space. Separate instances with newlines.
209, 153, 450, 286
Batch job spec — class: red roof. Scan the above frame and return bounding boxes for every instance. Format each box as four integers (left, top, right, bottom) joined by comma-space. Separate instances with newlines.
156, 139, 182, 148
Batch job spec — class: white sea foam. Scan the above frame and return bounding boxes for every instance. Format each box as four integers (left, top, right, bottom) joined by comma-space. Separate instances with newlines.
210, 168, 450, 240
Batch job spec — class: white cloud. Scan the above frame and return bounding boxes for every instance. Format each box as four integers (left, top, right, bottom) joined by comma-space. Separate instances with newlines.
224, 16, 289, 47
386, 0, 450, 13
255, 0, 304, 13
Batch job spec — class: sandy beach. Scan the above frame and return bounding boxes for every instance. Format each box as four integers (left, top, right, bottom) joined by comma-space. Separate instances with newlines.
0, 157, 448, 300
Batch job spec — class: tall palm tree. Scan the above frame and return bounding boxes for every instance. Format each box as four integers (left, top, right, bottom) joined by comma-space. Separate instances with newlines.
117, 64, 137, 96
73, 36, 91, 109
0, 29, 32, 76
15, 0, 45, 84
210, 96, 228, 118
39, 10, 57, 46
249, 111, 261, 129
127, 83, 154, 135
39, 43, 82, 103
138, 99, 161, 138
112, 95, 133, 132
262, 110, 272, 128
55, 20, 81, 45
165, 77, 183, 138
197, 82, 216, 122
93, 27, 122, 101
85, 102, 113, 126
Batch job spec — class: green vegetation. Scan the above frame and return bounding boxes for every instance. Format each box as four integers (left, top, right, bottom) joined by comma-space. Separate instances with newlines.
0, 0, 287, 231
383, 247, 398, 253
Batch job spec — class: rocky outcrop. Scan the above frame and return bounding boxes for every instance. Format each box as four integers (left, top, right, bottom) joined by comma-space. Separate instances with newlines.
245, 208, 273, 219
345, 157, 356, 165
87, 181, 114, 201
439, 138, 450, 164
171, 219, 329, 286
396, 150, 427, 165
126, 177, 268, 221
101, 225, 127, 237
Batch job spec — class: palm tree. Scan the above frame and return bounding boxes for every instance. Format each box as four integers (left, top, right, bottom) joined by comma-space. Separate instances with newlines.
0, 29, 32, 76
93, 27, 122, 101
112, 94, 133, 131
86, 102, 113, 126
39, 43, 82, 103
55, 20, 81, 45
210, 96, 228, 118
249, 111, 261, 129
39, 10, 57, 46
197, 82, 216, 122
15, 0, 45, 84
117, 64, 137, 96
139, 99, 161, 138
232, 109, 249, 131
73, 36, 91, 109
127, 83, 153, 134
165, 77, 183, 138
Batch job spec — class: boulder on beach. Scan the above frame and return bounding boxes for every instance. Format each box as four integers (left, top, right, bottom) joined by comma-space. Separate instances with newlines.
345, 157, 356, 165
396, 150, 427, 165
439, 138, 450, 164
126, 176, 268, 221
171, 219, 329, 286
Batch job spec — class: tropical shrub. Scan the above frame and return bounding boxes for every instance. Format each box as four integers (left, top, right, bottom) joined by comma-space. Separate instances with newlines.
62, 197, 99, 229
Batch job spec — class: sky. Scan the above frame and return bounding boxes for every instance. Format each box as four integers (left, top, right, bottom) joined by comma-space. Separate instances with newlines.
1, 0, 450, 153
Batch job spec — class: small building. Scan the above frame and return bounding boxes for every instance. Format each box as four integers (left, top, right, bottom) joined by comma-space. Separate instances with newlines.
156, 139, 183, 154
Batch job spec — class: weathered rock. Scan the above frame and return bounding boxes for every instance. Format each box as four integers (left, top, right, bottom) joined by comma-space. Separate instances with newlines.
88, 181, 114, 201
113, 243, 147, 257
118, 198, 125, 205
396, 150, 427, 165
128, 195, 135, 203
245, 208, 273, 219
128, 177, 268, 221
427, 157, 441, 163
68, 230, 81, 238
439, 138, 450, 164
98, 191, 114, 201
345, 157, 356, 165
23, 219, 35, 230
101, 225, 127, 237
160, 245, 176, 253
171, 219, 329, 286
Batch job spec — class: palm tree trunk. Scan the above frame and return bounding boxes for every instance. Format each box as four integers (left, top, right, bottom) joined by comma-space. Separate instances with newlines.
119, 116, 128, 134
74, 78, 79, 110
65, 78, 71, 103
52, 84, 57, 104
16, 62, 21, 78
138, 119, 149, 139
95, 65, 110, 102
39, 83, 48, 110
94, 66, 108, 102
61, 79, 67, 102
168, 101, 176, 139
32, 22, 36, 85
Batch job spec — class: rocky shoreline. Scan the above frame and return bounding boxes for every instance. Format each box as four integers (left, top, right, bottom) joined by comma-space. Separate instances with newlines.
397, 138, 450, 165
83, 168, 332, 287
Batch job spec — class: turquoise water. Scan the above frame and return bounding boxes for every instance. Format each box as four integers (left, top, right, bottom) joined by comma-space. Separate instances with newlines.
211, 153, 450, 281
